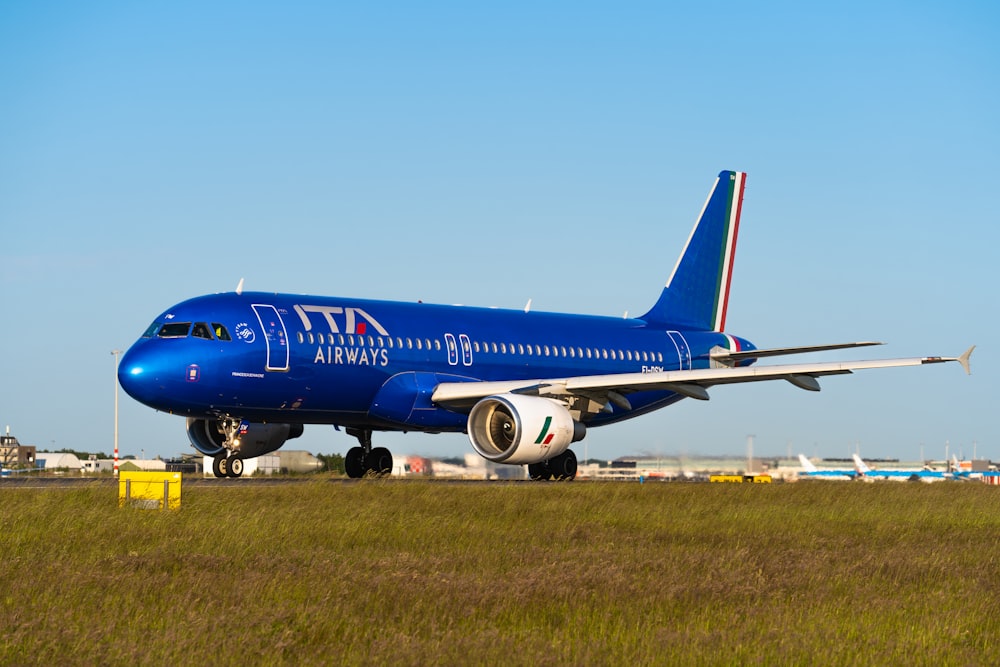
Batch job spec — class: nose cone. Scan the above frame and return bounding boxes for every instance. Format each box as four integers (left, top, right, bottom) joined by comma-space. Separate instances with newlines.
118, 343, 167, 408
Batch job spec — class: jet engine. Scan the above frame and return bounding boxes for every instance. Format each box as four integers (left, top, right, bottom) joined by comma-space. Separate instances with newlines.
468, 394, 586, 465
185, 418, 304, 458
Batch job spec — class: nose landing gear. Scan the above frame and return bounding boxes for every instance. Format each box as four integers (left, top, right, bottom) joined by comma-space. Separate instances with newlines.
211, 453, 246, 478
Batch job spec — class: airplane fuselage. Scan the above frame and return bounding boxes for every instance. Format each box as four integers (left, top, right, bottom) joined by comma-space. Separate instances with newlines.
120, 291, 754, 432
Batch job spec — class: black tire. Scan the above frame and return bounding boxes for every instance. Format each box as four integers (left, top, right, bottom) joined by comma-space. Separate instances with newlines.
213, 455, 228, 478
549, 450, 578, 481
345, 446, 366, 479
227, 456, 244, 478
528, 461, 552, 481
367, 447, 393, 477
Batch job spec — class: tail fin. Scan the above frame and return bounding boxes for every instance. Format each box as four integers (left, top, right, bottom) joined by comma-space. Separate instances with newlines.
640, 170, 746, 331
852, 453, 872, 475
798, 454, 819, 473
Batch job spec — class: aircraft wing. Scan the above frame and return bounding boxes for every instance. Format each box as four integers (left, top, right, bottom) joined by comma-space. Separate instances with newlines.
431, 346, 974, 413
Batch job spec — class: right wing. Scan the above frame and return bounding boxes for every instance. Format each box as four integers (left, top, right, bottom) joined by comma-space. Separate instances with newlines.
432, 346, 975, 417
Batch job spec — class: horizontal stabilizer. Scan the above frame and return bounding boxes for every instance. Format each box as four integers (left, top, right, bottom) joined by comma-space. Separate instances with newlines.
711, 341, 883, 366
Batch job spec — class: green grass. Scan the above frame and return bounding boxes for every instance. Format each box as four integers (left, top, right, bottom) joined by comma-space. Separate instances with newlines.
3, 480, 1000, 665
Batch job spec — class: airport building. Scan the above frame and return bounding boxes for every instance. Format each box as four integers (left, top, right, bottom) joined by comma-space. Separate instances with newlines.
0, 430, 36, 470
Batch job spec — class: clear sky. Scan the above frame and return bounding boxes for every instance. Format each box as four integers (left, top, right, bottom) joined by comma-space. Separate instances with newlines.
2, 2, 996, 463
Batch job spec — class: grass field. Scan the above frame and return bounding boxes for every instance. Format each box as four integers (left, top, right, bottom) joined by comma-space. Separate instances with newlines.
3, 479, 1000, 665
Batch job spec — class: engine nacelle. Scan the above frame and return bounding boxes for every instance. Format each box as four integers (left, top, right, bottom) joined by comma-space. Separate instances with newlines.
468, 394, 586, 465
185, 418, 304, 458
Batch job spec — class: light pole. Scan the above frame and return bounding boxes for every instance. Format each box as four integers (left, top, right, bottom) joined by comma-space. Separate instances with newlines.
111, 349, 122, 477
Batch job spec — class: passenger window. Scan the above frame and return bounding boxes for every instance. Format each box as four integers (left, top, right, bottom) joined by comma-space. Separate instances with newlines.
212, 323, 232, 341
297, 332, 305, 344
435, 339, 442, 351
157, 322, 191, 338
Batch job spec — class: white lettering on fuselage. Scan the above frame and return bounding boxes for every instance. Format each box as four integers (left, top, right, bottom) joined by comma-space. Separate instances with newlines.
641, 366, 664, 373
313, 346, 389, 367
293, 304, 389, 336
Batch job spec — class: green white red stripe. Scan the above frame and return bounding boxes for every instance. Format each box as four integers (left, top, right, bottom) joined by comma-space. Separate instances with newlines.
714, 171, 745, 332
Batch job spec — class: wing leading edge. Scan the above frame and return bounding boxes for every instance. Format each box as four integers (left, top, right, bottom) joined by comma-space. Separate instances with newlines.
431, 346, 975, 414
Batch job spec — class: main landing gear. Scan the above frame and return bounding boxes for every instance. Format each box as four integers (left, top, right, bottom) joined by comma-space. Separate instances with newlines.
344, 428, 393, 478
527, 449, 578, 481
211, 453, 246, 478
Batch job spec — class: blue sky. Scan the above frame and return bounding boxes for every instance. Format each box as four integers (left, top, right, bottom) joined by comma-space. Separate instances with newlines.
1, 2, 996, 463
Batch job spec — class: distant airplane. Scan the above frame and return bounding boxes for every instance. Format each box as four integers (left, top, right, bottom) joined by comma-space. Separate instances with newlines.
797, 454, 857, 480
852, 453, 952, 482
117, 171, 974, 479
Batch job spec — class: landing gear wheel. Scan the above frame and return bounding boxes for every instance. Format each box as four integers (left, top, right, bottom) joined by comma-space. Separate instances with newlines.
227, 456, 244, 478
528, 461, 552, 481
213, 455, 228, 478
345, 446, 366, 479
549, 450, 578, 481
367, 447, 393, 477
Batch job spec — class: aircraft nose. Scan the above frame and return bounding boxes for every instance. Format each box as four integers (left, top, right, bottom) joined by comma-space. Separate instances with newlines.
117, 344, 165, 406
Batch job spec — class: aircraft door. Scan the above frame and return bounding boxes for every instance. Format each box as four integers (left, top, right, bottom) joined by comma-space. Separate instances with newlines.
252, 304, 290, 372
666, 331, 691, 370
459, 334, 472, 366
445, 333, 459, 366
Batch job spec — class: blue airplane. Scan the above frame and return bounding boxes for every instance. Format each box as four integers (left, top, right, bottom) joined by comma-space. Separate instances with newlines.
851, 454, 953, 482
797, 454, 858, 481
117, 171, 974, 479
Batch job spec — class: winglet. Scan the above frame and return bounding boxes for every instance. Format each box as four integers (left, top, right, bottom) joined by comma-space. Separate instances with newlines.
958, 345, 975, 375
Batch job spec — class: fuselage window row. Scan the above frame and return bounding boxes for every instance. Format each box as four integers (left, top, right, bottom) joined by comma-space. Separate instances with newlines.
294, 331, 664, 364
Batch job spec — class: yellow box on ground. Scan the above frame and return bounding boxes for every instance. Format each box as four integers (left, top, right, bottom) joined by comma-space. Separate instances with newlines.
118, 471, 182, 510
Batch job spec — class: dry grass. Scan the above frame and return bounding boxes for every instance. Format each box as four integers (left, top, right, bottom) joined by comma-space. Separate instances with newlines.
3, 480, 1000, 665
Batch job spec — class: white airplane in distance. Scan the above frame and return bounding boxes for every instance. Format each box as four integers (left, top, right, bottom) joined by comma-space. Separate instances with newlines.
851, 453, 951, 482
797, 454, 857, 481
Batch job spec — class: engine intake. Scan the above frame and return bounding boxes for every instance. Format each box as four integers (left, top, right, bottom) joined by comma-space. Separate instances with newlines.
468, 394, 585, 465
185, 418, 303, 458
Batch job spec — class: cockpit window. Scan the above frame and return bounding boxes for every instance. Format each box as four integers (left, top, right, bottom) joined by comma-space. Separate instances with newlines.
213, 323, 232, 341
142, 322, 160, 338
157, 322, 191, 338
192, 322, 213, 340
